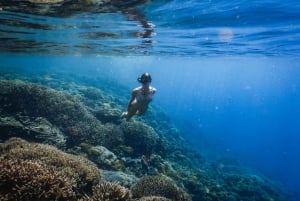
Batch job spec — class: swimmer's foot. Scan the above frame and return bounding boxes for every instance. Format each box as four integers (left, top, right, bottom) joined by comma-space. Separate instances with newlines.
120, 112, 127, 119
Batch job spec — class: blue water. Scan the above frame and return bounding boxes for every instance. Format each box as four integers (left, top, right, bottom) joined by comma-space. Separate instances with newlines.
1, 0, 300, 199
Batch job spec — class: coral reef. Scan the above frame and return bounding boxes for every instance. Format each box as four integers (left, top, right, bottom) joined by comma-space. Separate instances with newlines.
93, 104, 122, 124
80, 143, 124, 171
0, 115, 66, 148
131, 175, 191, 201
98, 123, 125, 152
221, 174, 286, 201
0, 75, 291, 201
0, 158, 76, 201
0, 138, 101, 199
120, 121, 160, 157
81, 182, 131, 201
0, 80, 114, 148
136, 196, 172, 201
102, 170, 138, 189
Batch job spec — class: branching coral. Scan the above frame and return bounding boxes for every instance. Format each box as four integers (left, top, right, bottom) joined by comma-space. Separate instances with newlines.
131, 176, 191, 201
0, 138, 101, 199
0, 158, 76, 201
81, 182, 131, 201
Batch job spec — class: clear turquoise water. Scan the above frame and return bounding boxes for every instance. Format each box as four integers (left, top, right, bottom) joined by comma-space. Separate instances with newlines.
1, 0, 300, 198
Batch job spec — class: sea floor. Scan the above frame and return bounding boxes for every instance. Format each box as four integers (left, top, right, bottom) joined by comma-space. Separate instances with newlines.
0, 68, 294, 201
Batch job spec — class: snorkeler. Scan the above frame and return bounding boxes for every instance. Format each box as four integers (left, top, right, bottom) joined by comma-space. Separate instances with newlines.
121, 72, 156, 120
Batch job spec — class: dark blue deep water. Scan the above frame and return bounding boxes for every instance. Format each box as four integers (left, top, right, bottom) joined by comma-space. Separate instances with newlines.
1, 0, 300, 200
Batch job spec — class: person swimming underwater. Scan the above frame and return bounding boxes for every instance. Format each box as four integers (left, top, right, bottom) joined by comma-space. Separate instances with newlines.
121, 72, 156, 120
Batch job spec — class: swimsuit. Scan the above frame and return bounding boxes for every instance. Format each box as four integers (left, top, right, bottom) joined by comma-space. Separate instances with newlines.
135, 87, 155, 103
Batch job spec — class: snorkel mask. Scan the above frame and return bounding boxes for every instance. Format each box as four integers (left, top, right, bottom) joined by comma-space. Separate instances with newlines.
138, 73, 152, 84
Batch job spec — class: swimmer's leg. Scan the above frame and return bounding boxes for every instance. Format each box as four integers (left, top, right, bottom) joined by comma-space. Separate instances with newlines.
122, 104, 138, 120
136, 105, 148, 116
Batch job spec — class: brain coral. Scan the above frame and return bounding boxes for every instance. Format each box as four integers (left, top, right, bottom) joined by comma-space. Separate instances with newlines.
0, 138, 101, 199
131, 175, 191, 201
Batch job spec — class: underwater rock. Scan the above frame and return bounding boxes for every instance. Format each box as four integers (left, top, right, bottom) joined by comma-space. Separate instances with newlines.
0, 138, 101, 200
80, 143, 124, 170
102, 170, 138, 188
0, 115, 66, 148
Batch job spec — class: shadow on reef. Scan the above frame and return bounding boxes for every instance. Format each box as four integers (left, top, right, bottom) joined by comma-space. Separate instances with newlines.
0, 76, 291, 201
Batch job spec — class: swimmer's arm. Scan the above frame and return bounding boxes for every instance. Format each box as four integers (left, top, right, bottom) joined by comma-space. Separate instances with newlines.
151, 87, 157, 94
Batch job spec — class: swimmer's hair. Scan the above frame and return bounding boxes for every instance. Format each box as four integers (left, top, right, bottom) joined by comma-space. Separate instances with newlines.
137, 72, 152, 84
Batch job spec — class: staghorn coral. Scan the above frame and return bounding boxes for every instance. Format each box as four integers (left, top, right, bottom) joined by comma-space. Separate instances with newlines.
0, 138, 101, 199
81, 182, 131, 201
131, 175, 191, 201
0, 158, 76, 201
